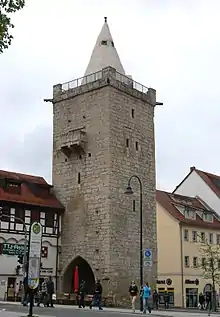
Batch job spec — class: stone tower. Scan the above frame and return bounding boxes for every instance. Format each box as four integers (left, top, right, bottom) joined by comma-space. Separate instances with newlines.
52, 17, 157, 304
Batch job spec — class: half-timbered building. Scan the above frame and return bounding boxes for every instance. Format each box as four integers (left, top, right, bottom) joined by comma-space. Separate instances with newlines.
0, 170, 64, 301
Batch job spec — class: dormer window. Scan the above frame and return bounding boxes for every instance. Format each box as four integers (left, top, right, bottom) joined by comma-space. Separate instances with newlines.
184, 208, 196, 219
203, 213, 213, 222
5, 180, 21, 195
101, 40, 107, 46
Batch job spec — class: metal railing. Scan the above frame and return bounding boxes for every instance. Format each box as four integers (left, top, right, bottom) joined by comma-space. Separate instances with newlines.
61, 68, 149, 95
62, 70, 102, 91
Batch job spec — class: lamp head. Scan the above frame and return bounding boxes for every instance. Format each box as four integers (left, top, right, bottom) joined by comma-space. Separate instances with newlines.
124, 185, 134, 195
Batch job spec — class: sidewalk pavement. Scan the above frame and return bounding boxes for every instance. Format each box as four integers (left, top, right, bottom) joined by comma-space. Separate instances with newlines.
0, 301, 219, 317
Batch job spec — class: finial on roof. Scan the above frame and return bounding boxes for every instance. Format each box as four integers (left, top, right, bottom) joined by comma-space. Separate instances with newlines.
104, 17, 107, 23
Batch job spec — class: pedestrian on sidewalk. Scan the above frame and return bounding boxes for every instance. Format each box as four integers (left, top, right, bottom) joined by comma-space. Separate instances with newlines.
37, 278, 48, 307
46, 276, 55, 308
198, 292, 205, 310
90, 279, 103, 310
163, 291, 169, 309
152, 290, 159, 310
142, 282, 151, 314
129, 281, 138, 313
78, 280, 86, 308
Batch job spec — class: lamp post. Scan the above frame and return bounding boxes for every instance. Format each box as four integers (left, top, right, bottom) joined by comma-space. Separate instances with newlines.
0, 207, 28, 302
124, 175, 143, 312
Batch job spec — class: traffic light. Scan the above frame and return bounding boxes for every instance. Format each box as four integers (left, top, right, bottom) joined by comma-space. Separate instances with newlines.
17, 254, 23, 264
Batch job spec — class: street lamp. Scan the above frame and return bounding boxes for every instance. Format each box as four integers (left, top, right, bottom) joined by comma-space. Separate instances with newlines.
124, 175, 143, 312
0, 207, 28, 302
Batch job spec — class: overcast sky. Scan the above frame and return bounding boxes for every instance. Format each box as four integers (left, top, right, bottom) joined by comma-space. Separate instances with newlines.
0, 0, 219, 191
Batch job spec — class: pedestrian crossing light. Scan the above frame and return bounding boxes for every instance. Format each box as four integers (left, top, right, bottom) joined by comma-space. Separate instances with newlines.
17, 254, 23, 264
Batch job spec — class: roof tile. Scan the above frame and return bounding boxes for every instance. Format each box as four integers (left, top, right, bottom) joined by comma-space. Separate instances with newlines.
0, 170, 64, 210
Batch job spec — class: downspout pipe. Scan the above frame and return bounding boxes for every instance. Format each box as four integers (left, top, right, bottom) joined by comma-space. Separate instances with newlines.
179, 223, 184, 308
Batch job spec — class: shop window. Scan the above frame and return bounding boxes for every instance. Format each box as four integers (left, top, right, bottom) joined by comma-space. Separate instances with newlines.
186, 288, 198, 308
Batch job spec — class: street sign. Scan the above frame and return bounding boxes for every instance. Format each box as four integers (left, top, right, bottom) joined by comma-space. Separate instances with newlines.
28, 222, 42, 290
144, 248, 152, 267
1, 243, 26, 256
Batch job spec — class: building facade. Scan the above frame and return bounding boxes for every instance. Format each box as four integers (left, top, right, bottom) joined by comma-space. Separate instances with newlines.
0, 170, 64, 301
174, 166, 220, 214
156, 189, 220, 308
51, 17, 158, 303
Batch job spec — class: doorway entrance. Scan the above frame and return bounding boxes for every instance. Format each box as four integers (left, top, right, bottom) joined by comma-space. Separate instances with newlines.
186, 288, 198, 308
63, 256, 95, 294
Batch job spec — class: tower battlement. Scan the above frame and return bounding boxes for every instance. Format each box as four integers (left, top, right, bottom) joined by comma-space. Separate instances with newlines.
53, 66, 156, 105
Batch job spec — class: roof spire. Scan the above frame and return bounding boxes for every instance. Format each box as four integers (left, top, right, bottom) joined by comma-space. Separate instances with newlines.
83, 18, 125, 77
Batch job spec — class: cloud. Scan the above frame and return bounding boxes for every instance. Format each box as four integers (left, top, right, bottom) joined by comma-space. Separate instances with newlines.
0, 0, 220, 190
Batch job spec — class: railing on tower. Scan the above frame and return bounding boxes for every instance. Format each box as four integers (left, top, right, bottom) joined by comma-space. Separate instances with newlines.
61, 67, 149, 94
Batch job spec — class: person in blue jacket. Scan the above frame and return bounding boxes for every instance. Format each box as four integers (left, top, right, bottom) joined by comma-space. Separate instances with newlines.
142, 282, 151, 314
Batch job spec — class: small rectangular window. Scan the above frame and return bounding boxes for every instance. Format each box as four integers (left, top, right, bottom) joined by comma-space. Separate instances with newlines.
135, 141, 139, 151
201, 232, 205, 242
184, 229, 188, 241
78, 172, 81, 184
184, 256, 189, 267
192, 231, 197, 242
126, 138, 129, 147
209, 233, 213, 244
132, 200, 135, 211
131, 108, 134, 118
201, 257, 206, 267
217, 234, 220, 244
31, 210, 40, 223
193, 257, 198, 268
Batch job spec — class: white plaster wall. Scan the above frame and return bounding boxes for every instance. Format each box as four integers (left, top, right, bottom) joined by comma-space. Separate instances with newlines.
0, 234, 58, 276
174, 170, 220, 214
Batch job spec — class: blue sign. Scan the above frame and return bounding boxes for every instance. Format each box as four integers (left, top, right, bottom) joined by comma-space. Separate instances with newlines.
144, 249, 152, 259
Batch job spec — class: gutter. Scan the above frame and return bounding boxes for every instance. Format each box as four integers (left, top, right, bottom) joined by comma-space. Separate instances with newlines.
179, 223, 184, 308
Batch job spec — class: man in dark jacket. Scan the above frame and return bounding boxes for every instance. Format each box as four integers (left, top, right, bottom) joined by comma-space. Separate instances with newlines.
90, 279, 103, 310
153, 290, 159, 310
163, 291, 169, 309
46, 276, 55, 308
78, 280, 86, 308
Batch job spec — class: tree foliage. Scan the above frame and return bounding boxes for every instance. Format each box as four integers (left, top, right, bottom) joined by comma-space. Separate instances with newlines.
198, 235, 220, 290
0, 0, 25, 53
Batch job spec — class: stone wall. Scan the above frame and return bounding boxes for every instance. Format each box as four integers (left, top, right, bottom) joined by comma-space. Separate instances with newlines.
52, 67, 157, 302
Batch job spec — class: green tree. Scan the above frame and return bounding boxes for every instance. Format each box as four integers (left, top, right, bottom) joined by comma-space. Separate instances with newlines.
199, 236, 220, 311
0, 0, 25, 53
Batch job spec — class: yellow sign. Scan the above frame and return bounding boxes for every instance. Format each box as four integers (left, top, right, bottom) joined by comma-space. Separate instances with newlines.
33, 223, 40, 234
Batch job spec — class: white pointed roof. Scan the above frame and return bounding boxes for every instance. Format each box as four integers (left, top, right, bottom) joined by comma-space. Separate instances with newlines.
83, 17, 125, 76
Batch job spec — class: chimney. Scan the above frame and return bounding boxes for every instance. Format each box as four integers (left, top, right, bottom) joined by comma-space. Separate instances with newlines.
190, 166, 196, 172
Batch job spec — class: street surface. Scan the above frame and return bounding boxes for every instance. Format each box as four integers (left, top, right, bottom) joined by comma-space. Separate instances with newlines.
0, 302, 219, 317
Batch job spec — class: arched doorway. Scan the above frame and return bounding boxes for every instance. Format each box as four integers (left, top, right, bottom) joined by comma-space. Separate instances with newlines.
204, 283, 212, 295
63, 256, 95, 294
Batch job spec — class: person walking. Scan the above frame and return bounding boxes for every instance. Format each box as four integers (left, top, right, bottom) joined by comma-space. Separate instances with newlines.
78, 280, 86, 308
37, 278, 48, 307
90, 279, 103, 310
46, 276, 55, 308
198, 292, 205, 310
153, 290, 159, 310
163, 291, 169, 309
142, 282, 151, 314
129, 281, 138, 312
